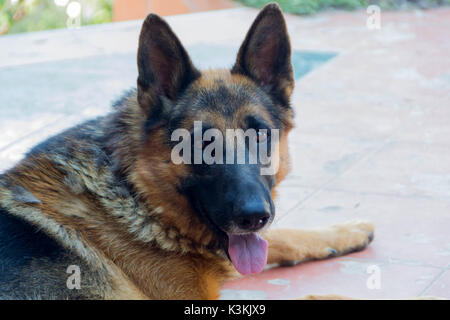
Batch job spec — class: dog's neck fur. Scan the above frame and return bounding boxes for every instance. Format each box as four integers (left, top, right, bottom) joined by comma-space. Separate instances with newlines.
104, 90, 225, 257
0, 90, 226, 271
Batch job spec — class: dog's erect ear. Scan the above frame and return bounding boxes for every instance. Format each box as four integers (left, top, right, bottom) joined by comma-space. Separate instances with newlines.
137, 14, 200, 110
232, 3, 294, 105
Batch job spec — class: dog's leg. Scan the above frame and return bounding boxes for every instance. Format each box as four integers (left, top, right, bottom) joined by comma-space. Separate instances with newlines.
265, 220, 374, 266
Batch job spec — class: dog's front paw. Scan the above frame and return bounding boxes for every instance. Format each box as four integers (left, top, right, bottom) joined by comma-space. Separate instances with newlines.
266, 221, 375, 266
325, 220, 374, 257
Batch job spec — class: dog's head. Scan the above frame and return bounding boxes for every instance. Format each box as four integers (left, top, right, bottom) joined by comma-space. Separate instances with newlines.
135, 4, 294, 275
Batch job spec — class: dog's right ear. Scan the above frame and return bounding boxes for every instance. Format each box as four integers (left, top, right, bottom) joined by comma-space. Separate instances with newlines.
232, 3, 294, 106
137, 14, 200, 112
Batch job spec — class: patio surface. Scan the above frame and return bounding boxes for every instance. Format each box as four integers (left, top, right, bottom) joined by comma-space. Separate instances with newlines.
0, 7, 449, 299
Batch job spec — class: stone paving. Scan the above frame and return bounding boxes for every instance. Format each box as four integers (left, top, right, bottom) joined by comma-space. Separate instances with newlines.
0, 7, 449, 299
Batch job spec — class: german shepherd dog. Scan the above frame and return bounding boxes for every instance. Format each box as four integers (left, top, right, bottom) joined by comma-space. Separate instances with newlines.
0, 3, 374, 299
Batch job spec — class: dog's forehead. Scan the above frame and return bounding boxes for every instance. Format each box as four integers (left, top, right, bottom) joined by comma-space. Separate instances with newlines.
171, 69, 275, 129
195, 69, 251, 88
192, 69, 258, 109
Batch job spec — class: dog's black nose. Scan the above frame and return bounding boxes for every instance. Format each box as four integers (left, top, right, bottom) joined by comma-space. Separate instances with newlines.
235, 201, 271, 232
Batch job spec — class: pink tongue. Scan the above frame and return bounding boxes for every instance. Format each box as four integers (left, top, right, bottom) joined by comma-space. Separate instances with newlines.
228, 233, 268, 275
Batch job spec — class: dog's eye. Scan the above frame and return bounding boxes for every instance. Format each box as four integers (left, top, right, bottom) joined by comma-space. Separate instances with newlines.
257, 130, 268, 143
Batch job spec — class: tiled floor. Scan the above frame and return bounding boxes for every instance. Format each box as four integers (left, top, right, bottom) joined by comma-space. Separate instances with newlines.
0, 7, 449, 299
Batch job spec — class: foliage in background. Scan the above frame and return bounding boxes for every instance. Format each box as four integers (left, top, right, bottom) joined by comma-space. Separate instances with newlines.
236, 0, 450, 15
1, 0, 449, 35
0, 0, 112, 35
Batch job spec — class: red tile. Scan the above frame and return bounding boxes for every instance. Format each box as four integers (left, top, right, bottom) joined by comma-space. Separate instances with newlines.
222, 258, 444, 299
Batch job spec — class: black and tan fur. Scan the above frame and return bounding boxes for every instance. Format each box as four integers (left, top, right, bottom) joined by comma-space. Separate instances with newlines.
0, 3, 374, 299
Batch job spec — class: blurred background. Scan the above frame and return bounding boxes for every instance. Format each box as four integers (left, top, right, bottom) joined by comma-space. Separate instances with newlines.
0, 0, 450, 301
1, 0, 450, 300
1, 0, 449, 35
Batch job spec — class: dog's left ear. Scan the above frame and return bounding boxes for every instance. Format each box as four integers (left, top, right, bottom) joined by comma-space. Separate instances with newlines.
232, 3, 294, 105
137, 14, 200, 111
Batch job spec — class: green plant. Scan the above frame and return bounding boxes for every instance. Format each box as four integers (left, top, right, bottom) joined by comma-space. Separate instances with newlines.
0, 0, 113, 35
236, 0, 450, 15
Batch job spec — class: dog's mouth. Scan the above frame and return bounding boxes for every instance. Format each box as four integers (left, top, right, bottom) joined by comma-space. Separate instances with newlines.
194, 201, 269, 275
227, 232, 268, 275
